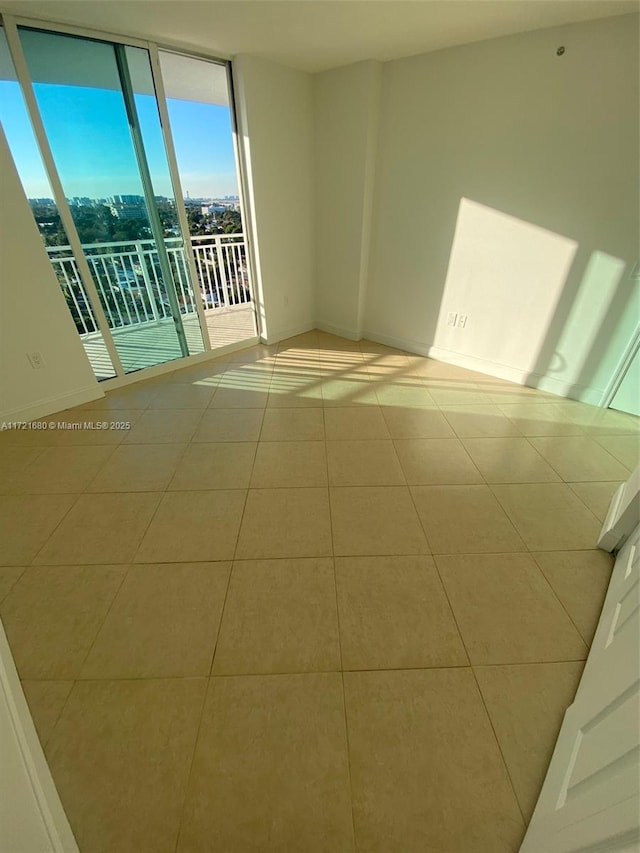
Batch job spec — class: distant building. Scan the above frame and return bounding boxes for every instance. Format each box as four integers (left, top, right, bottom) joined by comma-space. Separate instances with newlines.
108, 194, 147, 219
109, 204, 148, 220
111, 194, 144, 205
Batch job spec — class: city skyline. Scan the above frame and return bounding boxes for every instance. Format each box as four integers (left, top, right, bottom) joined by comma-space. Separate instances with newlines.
29, 194, 240, 204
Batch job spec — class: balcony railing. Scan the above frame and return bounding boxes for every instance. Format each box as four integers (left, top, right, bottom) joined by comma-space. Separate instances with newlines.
47, 233, 251, 336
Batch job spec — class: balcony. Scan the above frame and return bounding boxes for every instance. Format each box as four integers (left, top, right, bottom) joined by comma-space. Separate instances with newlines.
47, 233, 256, 378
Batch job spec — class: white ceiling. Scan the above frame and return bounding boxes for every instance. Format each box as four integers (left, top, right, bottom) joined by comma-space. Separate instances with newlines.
1, 0, 638, 73
0, 21, 231, 105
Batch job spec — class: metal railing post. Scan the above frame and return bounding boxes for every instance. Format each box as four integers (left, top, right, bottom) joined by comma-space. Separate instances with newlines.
134, 241, 160, 321
215, 235, 231, 309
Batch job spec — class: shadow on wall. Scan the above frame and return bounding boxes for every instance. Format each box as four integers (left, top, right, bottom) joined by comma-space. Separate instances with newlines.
433, 197, 636, 405
531, 249, 632, 399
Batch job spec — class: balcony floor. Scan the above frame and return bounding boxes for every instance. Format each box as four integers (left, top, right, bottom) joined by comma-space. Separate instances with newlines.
82, 305, 257, 379
1, 331, 637, 852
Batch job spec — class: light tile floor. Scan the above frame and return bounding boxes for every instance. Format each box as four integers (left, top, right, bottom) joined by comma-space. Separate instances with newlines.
1, 329, 638, 852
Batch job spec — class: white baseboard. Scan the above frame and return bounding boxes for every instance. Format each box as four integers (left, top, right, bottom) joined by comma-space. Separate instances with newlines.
361, 328, 433, 357
261, 321, 315, 346
428, 346, 607, 405
0, 619, 79, 852
362, 330, 607, 406
425, 345, 531, 384
1, 384, 104, 425
529, 375, 605, 407
315, 321, 361, 341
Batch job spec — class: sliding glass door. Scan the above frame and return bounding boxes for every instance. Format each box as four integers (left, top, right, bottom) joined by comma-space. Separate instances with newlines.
1, 16, 257, 380
0, 24, 120, 379
158, 50, 257, 349
3, 23, 207, 379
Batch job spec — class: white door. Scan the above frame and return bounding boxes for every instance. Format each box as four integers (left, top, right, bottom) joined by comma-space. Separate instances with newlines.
520, 526, 640, 852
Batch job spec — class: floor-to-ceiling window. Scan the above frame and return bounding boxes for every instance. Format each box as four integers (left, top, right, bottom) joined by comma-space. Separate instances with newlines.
0, 16, 256, 381
0, 24, 120, 379
159, 50, 257, 350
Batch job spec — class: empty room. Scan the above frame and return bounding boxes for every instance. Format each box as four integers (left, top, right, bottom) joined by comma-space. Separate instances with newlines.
0, 1, 638, 851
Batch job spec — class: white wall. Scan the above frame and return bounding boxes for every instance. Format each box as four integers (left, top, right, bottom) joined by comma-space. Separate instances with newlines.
363, 13, 639, 402
313, 60, 381, 340
0, 128, 100, 422
233, 54, 315, 344
0, 620, 79, 852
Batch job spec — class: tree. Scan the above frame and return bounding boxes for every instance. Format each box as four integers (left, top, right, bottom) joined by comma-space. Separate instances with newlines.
186, 208, 207, 236
219, 209, 243, 234
110, 217, 151, 242
30, 204, 68, 247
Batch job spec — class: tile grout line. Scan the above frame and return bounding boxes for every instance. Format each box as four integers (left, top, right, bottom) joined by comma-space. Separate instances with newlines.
171, 677, 209, 853
487, 480, 603, 554
172, 403, 264, 853
431, 528, 530, 826
208, 406, 264, 678
72, 564, 131, 681
121, 405, 211, 566
26, 489, 88, 567
10, 475, 626, 496
405, 476, 435, 556
322, 371, 359, 853
485, 482, 538, 556
529, 553, 596, 650
429, 556, 472, 670
520, 432, 580, 484
17, 656, 592, 684
468, 662, 529, 827
17, 404, 147, 565
38, 680, 76, 754
0, 566, 28, 606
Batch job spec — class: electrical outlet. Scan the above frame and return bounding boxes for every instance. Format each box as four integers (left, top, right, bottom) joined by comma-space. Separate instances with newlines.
458, 315, 467, 328
447, 312, 457, 327
27, 351, 45, 369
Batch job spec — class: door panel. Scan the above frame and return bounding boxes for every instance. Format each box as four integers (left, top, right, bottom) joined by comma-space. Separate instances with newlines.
520, 527, 640, 852
17, 27, 202, 375
158, 50, 257, 349
0, 25, 119, 380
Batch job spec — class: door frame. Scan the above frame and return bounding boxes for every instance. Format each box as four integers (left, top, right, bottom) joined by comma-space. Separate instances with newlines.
600, 320, 640, 411
600, 262, 640, 411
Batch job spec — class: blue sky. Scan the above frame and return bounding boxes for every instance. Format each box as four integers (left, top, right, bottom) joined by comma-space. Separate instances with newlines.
0, 79, 239, 200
